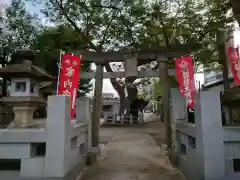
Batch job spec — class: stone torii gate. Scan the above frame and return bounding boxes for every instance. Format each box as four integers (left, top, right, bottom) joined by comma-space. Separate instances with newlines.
73, 44, 200, 163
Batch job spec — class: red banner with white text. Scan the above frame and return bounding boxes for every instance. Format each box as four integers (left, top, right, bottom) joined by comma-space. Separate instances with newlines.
228, 47, 240, 86
175, 56, 195, 108
58, 53, 81, 119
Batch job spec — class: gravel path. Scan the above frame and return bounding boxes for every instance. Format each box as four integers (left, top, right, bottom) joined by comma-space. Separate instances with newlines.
81, 115, 186, 180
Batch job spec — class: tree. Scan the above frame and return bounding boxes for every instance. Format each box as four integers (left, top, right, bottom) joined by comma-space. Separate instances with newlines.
26, 0, 152, 114
145, 0, 233, 64
231, 0, 240, 25
152, 78, 161, 101
34, 25, 92, 96
27, 0, 233, 114
0, 0, 41, 96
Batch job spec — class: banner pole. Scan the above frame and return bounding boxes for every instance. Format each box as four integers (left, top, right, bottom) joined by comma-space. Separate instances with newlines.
192, 53, 197, 91
57, 50, 63, 95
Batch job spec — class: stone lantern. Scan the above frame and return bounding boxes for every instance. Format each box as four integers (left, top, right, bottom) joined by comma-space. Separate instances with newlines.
0, 60, 53, 127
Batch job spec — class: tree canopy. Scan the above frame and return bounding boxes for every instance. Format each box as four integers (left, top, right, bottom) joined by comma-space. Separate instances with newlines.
0, 0, 92, 96
231, 0, 240, 26
26, 0, 234, 113
0, 0, 41, 96
0, 0, 40, 67
34, 25, 92, 96
28, 0, 233, 62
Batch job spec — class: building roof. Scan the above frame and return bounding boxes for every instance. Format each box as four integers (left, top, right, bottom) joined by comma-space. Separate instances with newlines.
0, 60, 54, 81
203, 75, 234, 89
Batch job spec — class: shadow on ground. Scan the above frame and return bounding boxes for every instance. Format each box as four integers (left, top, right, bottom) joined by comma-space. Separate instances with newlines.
82, 115, 185, 180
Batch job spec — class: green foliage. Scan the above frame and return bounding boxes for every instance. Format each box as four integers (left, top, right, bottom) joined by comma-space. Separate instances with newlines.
34, 25, 92, 96
0, 0, 41, 96
0, 1, 92, 96
152, 78, 161, 100
231, 0, 240, 25
0, 0, 40, 66
27, 0, 234, 67
141, 0, 233, 66
26, 0, 234, 97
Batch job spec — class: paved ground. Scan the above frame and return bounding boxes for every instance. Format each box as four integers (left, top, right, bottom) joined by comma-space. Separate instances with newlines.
81, 114, 186, 180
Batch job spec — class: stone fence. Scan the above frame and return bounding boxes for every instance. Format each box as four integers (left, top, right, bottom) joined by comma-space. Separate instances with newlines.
170, 89, 240, 180
104, 112, 144, 125
0, 96, 92, 180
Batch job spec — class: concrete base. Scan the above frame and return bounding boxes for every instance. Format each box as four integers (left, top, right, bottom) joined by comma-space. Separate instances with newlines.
0, 96, 90, 180
168, 149, 179, 167
0, 160, 86, 180
87, 153, 98, 166
12, 106, 36, 127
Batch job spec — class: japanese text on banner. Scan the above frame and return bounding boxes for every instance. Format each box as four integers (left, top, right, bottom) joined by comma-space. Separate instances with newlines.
58, 53, 81, 119
228, 47, 240, 86
175, 56, 195, 108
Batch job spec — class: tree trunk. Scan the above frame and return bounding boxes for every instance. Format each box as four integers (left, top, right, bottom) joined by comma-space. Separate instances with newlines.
104, 63, 126, 115
126, 86, 138, 113
118, 92, 126, 115
118, 85, 138, 115
125, 76, 138, 114
127, 86, 138, 102
104, 64, 141, 115
231, 0, 240, 25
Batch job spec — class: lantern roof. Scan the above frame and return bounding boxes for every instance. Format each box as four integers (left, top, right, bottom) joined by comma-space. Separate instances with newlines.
0, 60, 54, 81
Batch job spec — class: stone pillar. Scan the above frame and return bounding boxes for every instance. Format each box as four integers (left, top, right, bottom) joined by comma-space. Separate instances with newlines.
170, 88, 187, 122
45, 95, 71, 177
138, 113, 144, 125
195, 91, 225, 180
130, 114, 133, 124
12, 106, 36, 127
170, 88, 187, 159
76, 97, 92, 151
91, 63, 103, 164
124, 53, 137, 77
158, 59, 172, 149
76, 97, 91, 123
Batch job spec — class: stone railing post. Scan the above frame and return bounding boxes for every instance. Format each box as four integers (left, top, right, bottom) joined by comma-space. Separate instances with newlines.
170, 88, 187, 159
45, 95, 71, 177
170, 88, 187, 122
76, 97, 91, 123
195, 91, 225, 180
104, 113, 107, 123
138, 113, 144, 125
130, 114, 133, 124
76, 97, 92, 150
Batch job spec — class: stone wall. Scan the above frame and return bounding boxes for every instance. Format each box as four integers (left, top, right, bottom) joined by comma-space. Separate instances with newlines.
170, 89, 240, 180
0, 96, 91, 180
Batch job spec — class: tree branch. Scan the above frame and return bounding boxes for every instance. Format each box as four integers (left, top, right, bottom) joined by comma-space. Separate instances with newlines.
54, 0, 98, 51
99, 10, 119, 49
104, 63, 124, 91
91, 4, 121, 11
159, 18, 170, 47
197, 17, 214, 42
118, 17, 139, 48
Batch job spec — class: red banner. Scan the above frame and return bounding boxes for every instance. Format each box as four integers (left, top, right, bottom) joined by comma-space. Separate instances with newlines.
175, 56, 195, 108
58, 53, 81, 119
228, 47, 240, 86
